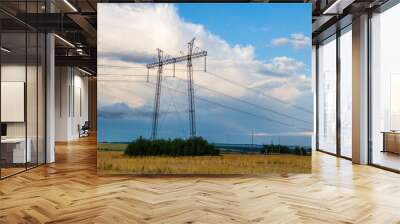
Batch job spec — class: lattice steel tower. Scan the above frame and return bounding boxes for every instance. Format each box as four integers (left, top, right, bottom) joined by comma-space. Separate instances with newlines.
146, 38, 207, 139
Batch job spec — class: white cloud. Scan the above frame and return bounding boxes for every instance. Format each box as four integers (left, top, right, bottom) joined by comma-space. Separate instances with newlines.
270, 33, 310, 50
271, 38, 289, 46
290, 33, 311, 49
248, 73, 311, 103
259, 56, 305, 77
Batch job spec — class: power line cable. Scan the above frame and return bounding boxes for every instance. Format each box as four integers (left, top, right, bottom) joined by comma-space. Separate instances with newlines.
98, 64, 206, 72
172, 76, 312, 125
97, 64, 313, 114
98, 72, 312, 126
97, 78, 311, 132
204, 70, 313, 114
164, 78, 188, 137
146, 81, 311, 132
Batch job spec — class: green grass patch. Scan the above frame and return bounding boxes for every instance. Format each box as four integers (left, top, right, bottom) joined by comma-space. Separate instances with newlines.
97, 143, 127, 151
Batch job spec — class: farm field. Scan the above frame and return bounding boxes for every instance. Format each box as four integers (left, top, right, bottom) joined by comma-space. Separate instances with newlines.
97, 144, 311, 174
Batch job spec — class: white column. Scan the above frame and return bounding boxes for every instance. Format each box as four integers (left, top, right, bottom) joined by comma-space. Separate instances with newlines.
46, 1, 55, 163
55, 67, 73, 141
352, 14, 369, 164
46, 33, 55, 163
312, 45, 317, 151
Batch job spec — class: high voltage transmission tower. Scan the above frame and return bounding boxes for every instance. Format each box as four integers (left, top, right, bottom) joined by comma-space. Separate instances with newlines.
146, 38, 207, 140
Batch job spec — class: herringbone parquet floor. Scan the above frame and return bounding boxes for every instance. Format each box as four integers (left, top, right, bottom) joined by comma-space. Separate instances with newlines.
1, 136, 400, 224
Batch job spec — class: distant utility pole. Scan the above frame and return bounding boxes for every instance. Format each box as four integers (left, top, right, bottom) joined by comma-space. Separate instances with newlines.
146, 38, 207, 140
278, 136, 281, 154
251, 129, 254, 145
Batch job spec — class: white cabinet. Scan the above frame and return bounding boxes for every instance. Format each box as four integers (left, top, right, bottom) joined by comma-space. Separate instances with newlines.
1, 138, 31, 163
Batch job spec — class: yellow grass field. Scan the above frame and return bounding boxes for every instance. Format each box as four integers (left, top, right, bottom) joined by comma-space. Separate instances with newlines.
97, 150, 311, 174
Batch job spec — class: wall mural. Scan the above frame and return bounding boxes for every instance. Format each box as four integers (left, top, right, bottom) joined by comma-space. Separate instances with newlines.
97, 3, 313, 174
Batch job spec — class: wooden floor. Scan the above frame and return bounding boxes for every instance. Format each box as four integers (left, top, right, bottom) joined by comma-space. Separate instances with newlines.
0, 167, 26, 178
1, 136, 400, 223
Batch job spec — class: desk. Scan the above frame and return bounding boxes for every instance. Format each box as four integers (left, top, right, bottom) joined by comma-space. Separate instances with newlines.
382, 131, 400, 154
1, 138, 31, 163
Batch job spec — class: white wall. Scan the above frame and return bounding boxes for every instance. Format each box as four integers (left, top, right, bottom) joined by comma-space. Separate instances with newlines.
1, 63, 46, 164
72, 72, 89, 138
1, 65, 27, 140
55, 67, 89, 141
1, 65, 39, 137
55, 66, 70, 141
1, 82, 25, 122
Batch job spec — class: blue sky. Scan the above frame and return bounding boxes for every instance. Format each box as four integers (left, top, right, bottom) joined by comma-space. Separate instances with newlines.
176, 4, 311, 74
97, 3, 313, 146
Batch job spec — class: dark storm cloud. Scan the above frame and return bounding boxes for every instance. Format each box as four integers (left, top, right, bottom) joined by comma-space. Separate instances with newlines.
98, 102, 175, 120
98, 50, 154, 64
98, 103, 153, 119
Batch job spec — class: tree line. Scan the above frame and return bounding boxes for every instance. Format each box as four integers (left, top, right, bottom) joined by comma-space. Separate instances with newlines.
260, 144, 311, 156
124, 136, 220, 157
